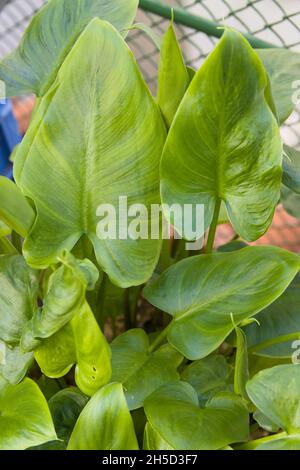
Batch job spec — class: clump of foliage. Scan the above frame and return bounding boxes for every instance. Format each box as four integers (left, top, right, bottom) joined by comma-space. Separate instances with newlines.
1, 0, 300, 450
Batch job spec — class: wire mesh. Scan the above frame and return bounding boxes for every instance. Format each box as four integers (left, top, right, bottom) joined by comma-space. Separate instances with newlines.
0, 0, 300, 251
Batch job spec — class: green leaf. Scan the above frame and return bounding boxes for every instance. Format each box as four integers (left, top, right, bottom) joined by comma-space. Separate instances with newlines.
234, 327, 249, 401
143, 422, 174, 450
144, 382, 249, 450
0, 220, 11, 238
157, 22, 189, 127
257, 48, 300, 124
253, 409, 279, 433
181, 355, 233, 406
0, 342, 33, 384
244, 273, 300, 358
281, 186, 300, 219
282, 145, 300, 194
0, 0, 138, 97
0, 377, 56, 450
246, 364, 300, 434
0, 177, 35, 237
111, 328, 182, 410
20, 252, 99, 352
68, 382, 139, 450
256, 435, 300, 450
0, 254, 39, 345
49, 388, 88, 444
144, 246, 300, 360
14, 19, 166, 288
35, 302, 111, 396
160, 29, 282, 242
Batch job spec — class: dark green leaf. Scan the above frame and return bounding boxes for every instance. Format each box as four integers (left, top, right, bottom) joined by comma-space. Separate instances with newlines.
244, 273, 300, 358
49, 388, 88, 444
181, 355, 233, 406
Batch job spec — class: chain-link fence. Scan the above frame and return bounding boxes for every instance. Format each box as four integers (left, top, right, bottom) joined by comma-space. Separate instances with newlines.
1, 0, 300, 251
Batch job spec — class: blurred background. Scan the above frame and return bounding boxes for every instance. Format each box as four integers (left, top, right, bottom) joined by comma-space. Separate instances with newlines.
1, 0, 300, 250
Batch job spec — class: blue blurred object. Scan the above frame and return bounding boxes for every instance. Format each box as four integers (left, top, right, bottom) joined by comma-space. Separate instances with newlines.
0, 99, 22, 178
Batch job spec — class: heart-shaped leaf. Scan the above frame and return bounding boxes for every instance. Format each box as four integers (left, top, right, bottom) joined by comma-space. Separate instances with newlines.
160, 29, 282, 242
35, 302, 111, 396
144, 246, 300, 359
0, 0, 138, 97
68, 382, 139, 450
14, 18, 166, 288
111, 328, 182, 409
0, 377, 56, 450
144, 382, 249, 450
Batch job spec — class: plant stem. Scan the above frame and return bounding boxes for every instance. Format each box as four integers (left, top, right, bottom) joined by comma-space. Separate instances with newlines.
148, 326, 169, 353
248, 332, 300, 354
205, 198, 221, 254
234, 432, 286, 450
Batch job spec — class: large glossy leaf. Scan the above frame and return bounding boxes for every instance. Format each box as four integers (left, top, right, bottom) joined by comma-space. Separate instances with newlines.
144, 382, 248, 450
157, 21, 189, 128
0, 0, 138, 97
160, 30, 282, 242
247, 364, 300, 434
35, 302, 111, 396
144, 246, 300, 360
0, 254, 39, 344
181, 355, 233, 406
244, 273, 300, 358
48, 388, 88, 445
282, 145, 300, 194
0, 177, 35, 237
0, 377, 56, 450
20, 252, 99, 352
111, 328, 182, 409
68, 382, 139, 450
0, 220, 11, 238
14, 19, 166, 288
258, 49, 300, 124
